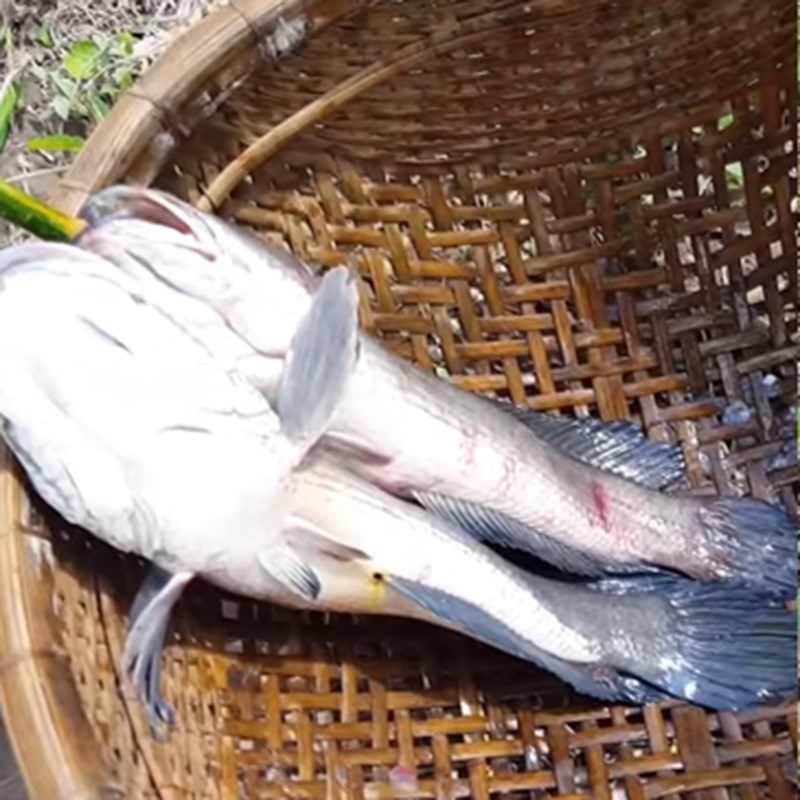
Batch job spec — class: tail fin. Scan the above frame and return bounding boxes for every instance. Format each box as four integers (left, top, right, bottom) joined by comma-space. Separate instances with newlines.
633, 579, 796, 710
696, 496, 796, 598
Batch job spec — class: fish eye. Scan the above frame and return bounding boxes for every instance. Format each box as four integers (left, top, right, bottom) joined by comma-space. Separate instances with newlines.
372, 572, 384, 582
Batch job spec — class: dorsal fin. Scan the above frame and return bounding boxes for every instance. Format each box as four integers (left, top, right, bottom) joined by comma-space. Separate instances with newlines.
495, 401, 685, 491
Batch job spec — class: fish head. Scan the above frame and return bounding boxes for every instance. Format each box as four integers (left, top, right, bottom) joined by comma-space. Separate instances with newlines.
78, 185, 316, 356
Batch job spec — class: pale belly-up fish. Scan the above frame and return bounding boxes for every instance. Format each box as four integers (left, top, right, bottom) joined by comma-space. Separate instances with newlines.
77, 186, 796, 597
0, 241, 360, 737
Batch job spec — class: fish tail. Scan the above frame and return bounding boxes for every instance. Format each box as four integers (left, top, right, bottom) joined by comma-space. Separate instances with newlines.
388, 576, 670, 705
694, 496, 796, 597
641, 579, 796, 710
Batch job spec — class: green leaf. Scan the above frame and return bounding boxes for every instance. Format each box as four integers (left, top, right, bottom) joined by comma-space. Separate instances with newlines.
0, 82, 20, 153
0, 178, 87, 241
717, 113, 734, 131
37, 25, 54, 47
88, 92, 110, 122
26, 134, 85, 152
63, 40, 100, 80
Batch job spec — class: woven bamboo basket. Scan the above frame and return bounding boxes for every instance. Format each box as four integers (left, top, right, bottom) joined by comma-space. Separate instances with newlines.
0, 0, 796, 797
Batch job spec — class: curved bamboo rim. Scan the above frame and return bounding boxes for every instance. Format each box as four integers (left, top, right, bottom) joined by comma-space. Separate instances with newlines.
2, 2, 361, 797
52, 0, 364, 216
0, 449, 119, 799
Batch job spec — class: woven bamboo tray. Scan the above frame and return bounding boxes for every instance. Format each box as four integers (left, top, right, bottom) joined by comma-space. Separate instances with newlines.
0, 1, 796, 798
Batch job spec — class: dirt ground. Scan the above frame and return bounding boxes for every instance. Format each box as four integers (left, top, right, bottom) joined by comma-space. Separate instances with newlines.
0, 0, 220, 241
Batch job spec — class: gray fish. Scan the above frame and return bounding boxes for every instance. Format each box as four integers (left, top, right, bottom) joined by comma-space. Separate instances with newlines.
77, 186, 796, 597
259, 454, 796, 712
0, 241, 360, 736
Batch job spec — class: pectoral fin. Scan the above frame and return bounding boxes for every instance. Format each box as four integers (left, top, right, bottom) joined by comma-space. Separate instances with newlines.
258, 544, 321, 602
277, 267, 359, 458
123, 566, 194, 739
260, 520, 383, 609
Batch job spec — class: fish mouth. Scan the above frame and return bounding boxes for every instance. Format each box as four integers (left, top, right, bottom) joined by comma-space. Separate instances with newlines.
78, 185, 199, 239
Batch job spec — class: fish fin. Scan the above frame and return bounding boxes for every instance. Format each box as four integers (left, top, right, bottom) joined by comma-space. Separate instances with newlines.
277, 266, 359, 457
258, 544, 321, 602
694, 496, 796, 598
586, 572, 797, 708
387, 576, 668, 704
647, 581, 796, 710
123, 567, 193, 739
495, 402, 685, 491
554, 663, 671, 705
413, 491, 613, 576
283, 517, 370, 563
